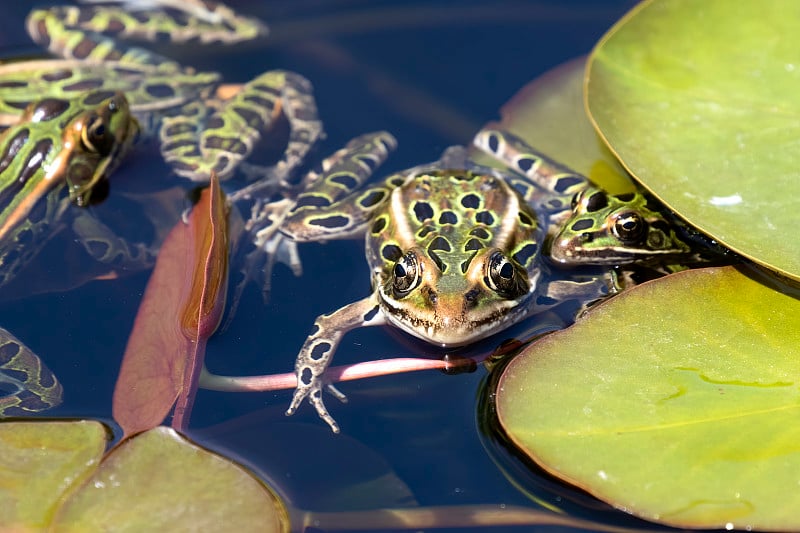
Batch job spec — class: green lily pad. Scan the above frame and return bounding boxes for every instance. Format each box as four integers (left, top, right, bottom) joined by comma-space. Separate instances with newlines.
496, 266, 800, 529
55, 426, 288, 530
0, 420, 107, 528
0, 421, 287, 531
586, 0, 800, 280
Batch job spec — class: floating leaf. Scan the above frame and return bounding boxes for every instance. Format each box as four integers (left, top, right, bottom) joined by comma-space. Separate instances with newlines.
586, 0, 800, 279
0, 420, 107, 528
53, 426, 287, 530
0, 421, 287, 530
497, 266, 800, 529
113, 173, 229, 436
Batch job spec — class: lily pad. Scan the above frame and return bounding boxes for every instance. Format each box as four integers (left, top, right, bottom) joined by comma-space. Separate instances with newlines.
496, 266, 800, 529
0, 420, 107, 528
55, 426, 287, 530
0, 421, 287, 531
586, 0, 800, 280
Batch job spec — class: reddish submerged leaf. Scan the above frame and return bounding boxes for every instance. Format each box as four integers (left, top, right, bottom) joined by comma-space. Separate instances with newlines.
112, 174, 229, 437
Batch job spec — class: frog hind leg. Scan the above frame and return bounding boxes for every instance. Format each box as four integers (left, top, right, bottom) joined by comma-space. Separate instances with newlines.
473, 128, 589, 212
160, 70, 324, 185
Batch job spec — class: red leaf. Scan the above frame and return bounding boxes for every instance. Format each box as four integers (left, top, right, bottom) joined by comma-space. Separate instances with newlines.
112, 173, 229, 437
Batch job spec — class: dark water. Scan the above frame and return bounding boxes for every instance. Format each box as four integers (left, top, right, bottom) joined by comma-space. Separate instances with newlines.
0, 1, 682, 530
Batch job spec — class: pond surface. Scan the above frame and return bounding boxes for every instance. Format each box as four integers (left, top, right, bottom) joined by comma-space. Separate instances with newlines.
0, 1, 680, 530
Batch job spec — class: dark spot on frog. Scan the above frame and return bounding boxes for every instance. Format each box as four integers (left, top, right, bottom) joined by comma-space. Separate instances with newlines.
554, 176, 584, 194
363, 305, 380, 322
293, 194, 332, 209
382, 244, 402, 262
359, 190, 386, 208
417, 225, 435, 239
428, 236, 451, 251
310, 342, 331, 361
438, 210, 458, 225
512, 243, 538, 266
330, 172, 358, 190
460, 193, 480, 209
309, 215, 349, 229
371, 216, 387, 235
585, 191, 609, 212
145, 84, 177, 99
516, 157, 537, 173
413, 201, 434, 222
571, 219, 594, 232
460, 251, 478, 273
428, 249, 446, 272
0, 342, 21, 364
475, 211, 494, 225
469, 227, 490, 239
615, 192, 636, 202
464, 238, 483, 252
518, 211, 535, 227
464, 289, 480, 306
424, 286, 438, 306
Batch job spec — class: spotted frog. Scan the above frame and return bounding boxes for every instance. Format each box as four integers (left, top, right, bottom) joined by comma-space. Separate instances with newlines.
233, 126, 711, 432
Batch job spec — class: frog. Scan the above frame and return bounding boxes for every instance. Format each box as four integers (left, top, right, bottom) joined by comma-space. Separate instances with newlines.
547, 183, 734, 271
549, 185, 691, 265
0, 90, 143, 415
242, 126, 711, 433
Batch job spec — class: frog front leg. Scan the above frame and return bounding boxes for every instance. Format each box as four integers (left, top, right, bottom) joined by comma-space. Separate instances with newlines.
225, 131, 397, 308
286, 294, 386, 433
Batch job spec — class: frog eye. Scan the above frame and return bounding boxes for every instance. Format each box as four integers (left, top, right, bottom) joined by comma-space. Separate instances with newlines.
392, 251, 421, 296
81, 114, 114, 156
486, 251, 522, 297
611, 211, 646, 243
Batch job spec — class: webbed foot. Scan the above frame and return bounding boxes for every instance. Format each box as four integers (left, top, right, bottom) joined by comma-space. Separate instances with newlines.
286, 377, 347, 433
